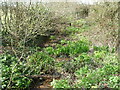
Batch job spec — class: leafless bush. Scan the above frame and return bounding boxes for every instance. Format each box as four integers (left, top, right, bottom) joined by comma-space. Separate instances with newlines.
0, 2, 58, 57
75, 4, 89, 19
87, 2, 118, 48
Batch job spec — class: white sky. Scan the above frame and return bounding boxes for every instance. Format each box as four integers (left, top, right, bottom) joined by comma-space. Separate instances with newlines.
0, 0, 95, 3
0, 0, 120, 4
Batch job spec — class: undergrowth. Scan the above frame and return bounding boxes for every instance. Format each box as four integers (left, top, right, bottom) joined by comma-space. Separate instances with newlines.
0, 2, 119, 89
1, 39, 119, 89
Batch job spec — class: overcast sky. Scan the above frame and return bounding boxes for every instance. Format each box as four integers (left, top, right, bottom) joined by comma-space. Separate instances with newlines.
0, 0, 93, 2
0, 0, 119, 4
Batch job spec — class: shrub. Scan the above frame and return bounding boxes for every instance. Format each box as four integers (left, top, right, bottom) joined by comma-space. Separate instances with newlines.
87, 2, 118, 48
0, 2, 57, 56
75, 4, 89, 19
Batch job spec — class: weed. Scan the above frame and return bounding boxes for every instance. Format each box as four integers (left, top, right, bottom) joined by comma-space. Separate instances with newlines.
0, 54, 32, 89
51, 79, 71, 88
54, 40, 90, 56
27, 52, 55, 74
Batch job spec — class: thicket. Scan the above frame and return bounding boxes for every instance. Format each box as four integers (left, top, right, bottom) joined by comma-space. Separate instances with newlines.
87, 2, 118, 48
0, 1, 119, 89
0, 2, 57, 89
1, 2, 66, 57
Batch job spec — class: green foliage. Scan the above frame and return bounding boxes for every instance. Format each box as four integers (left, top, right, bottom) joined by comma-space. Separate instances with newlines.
60, 40, 67, 44
54, 40, 89, 56
1, 2, 119, 89
43, 39, 90, 73
51, 46, 118, 89
43, 39, 90, 57
74, 63, 119, 88
75, 65, 90, 78
51, 79, 71, 88
66, 26, 80, 34
0, 54, 32, 89
94, 51, 107, 59
60, 60, 78, 73
43, 47, 55, 55
74, 53, 92, 63
27, 52, 55, 74
73, 19, 86, 25
93, 50, 118, 65
66, 26, 89, 34
93, 46, 109, 52
107, 76, 119, 88
0, 52, 55, 89
50, 35, 56, 40
65, 19, 90, 34
60, 53, 92, 73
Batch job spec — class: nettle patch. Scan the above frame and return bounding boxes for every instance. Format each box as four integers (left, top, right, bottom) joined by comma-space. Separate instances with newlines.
0, 52, 55, 89
54, 42, 89, 56
26, 52, 55, 74
50, 46, 119, 88
0, 54, 32, 89
44, 39, 90, 57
